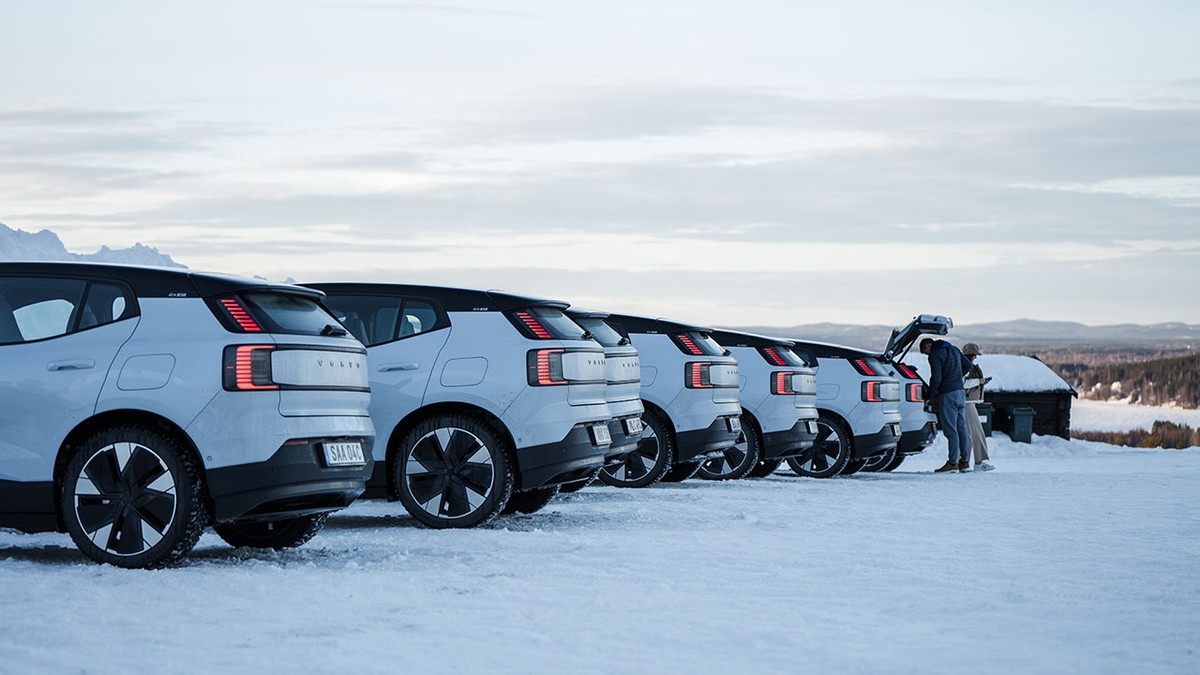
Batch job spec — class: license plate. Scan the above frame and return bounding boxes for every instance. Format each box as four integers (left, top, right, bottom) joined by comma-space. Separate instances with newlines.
806, 420, 818, 434
591, 423, 612, 446
890, 424, 901, 437
322, 441, 365, 467
623, 417, 643, 436
727, 417, 741, 433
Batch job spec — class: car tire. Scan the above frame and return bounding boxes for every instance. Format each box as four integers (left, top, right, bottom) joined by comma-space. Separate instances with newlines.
882, 453, 907, 472
61, 425, 206, 569
557, 469, 599, 494
840, 458, 868, 475
661, 460, 702, 483
697, 425, 760, 481
394, 414, 513, 529
213, 514, 328, 550
502, 485, 560, 515
599, 411, 673, 488
860, 444, 898, 473
786, 415, 852, 478
747, 459, 782, 478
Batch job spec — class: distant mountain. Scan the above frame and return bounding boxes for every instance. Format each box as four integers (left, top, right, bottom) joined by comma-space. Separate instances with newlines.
730, 319, 1200, 351
0, 222, 185, 268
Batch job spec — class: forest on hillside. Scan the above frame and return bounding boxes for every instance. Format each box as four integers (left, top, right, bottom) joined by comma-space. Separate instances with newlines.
1052, 353, 1200, 409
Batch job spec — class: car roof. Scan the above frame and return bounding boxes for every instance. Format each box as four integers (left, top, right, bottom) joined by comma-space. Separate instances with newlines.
301, 282, 567, 312
789, 339, 881, 360
707, 328, 794, 349
0, 262, 321, 299
606, 313, 715, 335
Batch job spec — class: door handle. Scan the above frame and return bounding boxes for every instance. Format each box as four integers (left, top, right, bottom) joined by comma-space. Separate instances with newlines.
47, 359, 96, 371
379, 362, 419, 372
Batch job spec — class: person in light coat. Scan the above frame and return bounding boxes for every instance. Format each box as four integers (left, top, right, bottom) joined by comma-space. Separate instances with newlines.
962, 343, 994, 471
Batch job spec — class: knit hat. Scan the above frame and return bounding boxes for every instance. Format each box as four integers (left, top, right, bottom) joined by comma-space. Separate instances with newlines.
962, 342, 981, 356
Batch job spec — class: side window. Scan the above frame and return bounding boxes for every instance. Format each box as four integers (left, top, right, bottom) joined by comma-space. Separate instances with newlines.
78, 282, 134, 330
0, 278, 87, 343
321, 294, 403, 346
399, 299, 438, 338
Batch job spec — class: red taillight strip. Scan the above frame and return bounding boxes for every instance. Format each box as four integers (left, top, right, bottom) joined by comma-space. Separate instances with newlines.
535, 349, 566, 385
852, 358, 877, 376
896, 363, 920, 380
907, 382, 925, 402
233, 345, 276, 390
220, 298, 262, 332
686, 362, 712, 388
514, 311, 553, 339
677, 334, 702, 355
862, 380, 883, 402
771, 371, 796, 395
762, 347, 786, 366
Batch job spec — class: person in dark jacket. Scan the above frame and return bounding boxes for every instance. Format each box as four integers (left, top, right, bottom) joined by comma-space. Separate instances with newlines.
920, 338, 974, 473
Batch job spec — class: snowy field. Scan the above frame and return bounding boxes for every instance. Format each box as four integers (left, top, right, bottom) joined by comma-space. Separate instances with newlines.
1072, 399, 1200, 432
2, 434, 1198, 674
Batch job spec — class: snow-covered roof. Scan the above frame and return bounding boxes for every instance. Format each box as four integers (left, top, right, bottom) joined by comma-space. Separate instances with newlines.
974, 354, 1075, 394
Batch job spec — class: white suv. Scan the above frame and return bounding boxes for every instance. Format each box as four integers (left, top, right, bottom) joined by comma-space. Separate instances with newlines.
786, 341, 903, 477
700, 330, 819, 480
599, 315, 741, 486
307, 283, 612, 528
0, 263, 374, 568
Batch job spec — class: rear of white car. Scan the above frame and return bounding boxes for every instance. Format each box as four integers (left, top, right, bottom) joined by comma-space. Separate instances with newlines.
565, 309, 644, 465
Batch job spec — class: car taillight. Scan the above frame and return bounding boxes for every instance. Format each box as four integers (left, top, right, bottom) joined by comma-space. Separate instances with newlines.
862, 380, 884, 402
851, 358, 878, 376
760, 347, 787, 366
512, 310, 554, 339
770, 371, 798, 395
895, 362, 920, 380
672, 334, 704, 356
218, 297, 262, 332
223, 345, 277, 391
685, 362, 714, 388
907, 382, 926, 402
527, 349, 567, 386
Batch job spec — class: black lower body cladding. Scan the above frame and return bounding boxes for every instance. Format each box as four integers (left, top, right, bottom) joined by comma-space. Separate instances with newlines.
899, 421, 938, 455
206, 437, 373, 522
760, 419, 820, 460
851, 423, 902, 460
514, 423, 607, 490
675, 416, 741, 463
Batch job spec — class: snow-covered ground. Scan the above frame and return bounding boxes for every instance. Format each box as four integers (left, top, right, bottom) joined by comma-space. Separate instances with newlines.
1072, 399, 1200, 432
3, 434, 1198, 674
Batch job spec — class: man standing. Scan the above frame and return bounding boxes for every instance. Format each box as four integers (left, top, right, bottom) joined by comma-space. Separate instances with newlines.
920, 337, 974, 473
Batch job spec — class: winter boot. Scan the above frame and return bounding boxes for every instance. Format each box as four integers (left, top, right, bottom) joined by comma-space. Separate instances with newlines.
934, 461, 959, 473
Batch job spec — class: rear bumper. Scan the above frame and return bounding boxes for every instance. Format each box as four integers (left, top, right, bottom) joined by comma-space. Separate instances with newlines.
676, 416, 741, 463
206, 437, 374, 523
852, 423, 902, 459
899, 421, 938, 455
761, 419, 820, 460
514, 423, 608, 490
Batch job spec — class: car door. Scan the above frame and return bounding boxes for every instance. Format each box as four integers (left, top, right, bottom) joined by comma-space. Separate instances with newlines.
321, 293, 450, 463
0, 277, 139, 483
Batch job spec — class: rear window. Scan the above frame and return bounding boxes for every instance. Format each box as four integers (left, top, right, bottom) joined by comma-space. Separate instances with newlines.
848, 356, 889, 377
758, 345, 808, 367
671, 330, 727, 356
212, 291, 343, 336
573, 316, 626, 347
508, 306, 589, 340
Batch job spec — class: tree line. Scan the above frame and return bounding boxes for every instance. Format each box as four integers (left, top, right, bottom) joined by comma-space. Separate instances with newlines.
1073, 421, 1200, 450
1051, 353, 1200, 409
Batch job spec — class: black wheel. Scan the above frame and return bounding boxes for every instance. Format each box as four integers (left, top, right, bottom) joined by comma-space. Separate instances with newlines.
840, 458, 868, 475
747, 459, 782, 478
214, 514, 328, 550
61, 425, 206, 569
502, 485, 560, 515
661, 460, 702, 483
557, 468, 599, 494
786, 415, 852, 478
599, 410, 673, 488
882, 453, 907, 472
697, 423, 761, 481
394, 414, 513, 528
860, 444, 898, 473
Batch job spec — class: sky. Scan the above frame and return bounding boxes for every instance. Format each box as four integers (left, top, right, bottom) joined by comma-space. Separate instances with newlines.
1, 0, 1199, 327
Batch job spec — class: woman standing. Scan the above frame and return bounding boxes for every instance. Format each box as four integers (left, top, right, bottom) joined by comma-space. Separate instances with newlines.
962, 343, 994, 471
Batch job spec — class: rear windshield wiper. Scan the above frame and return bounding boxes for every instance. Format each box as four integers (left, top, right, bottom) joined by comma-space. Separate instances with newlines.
321, 324, 349, 337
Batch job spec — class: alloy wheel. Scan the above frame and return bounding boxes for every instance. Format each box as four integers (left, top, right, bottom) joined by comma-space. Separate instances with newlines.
73, 442, 177, 558
405, 427, 496, 519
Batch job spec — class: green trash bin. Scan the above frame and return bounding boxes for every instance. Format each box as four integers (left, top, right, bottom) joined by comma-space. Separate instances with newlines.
975, 402, 994, 437
1009, 405, 1036, 443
